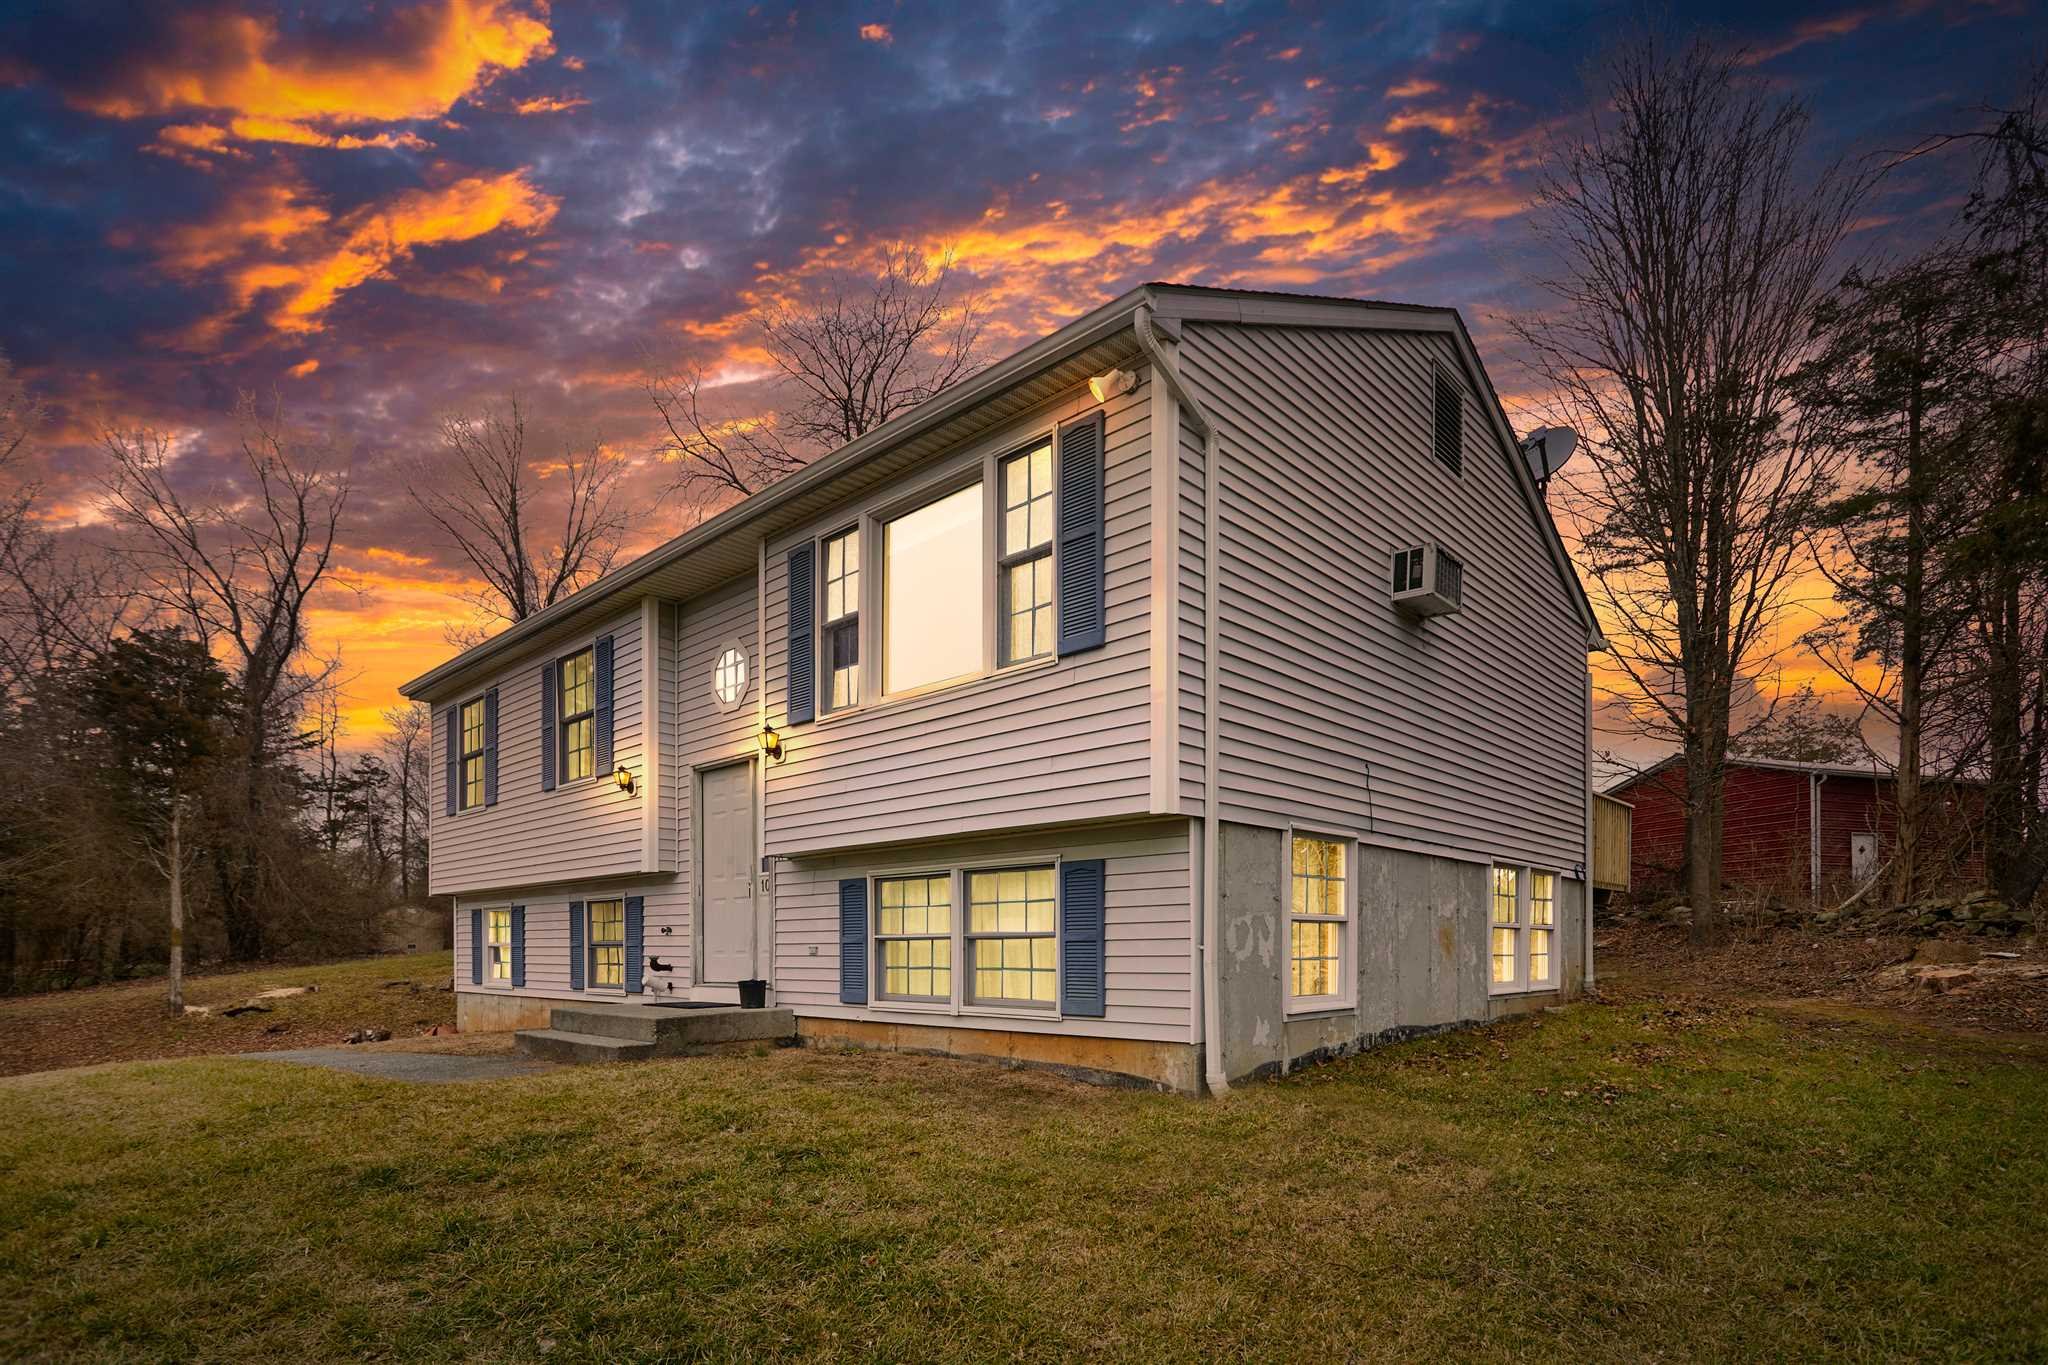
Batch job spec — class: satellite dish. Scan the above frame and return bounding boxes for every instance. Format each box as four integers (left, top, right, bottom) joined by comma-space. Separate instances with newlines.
1519, 426, 1578, 492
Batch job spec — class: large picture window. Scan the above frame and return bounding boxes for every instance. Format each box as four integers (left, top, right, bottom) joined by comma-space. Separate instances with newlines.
1288, 835, 1347, 1005
559, 647, 595, 782
876, 875, 952, 1001
823, 527, 860, 710
588, 898, 625, 989
459, 697, 487, 811
882, 484, 984, 695
968, 866, 1056, 1005
998, 442, 1054, 665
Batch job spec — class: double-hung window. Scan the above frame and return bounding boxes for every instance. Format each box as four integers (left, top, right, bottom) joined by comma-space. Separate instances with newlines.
587, 898, 625, 990
876, 875, 951, 1001
559, 646, 595, 782
998, 442, 1055, 665
822, 528, 860, 710
459, 697, 487, 811
1288, 835, 1348, 1006
1491, 866, 1558, 992
485, 908, 512, 983
967, 866, 1056, 1006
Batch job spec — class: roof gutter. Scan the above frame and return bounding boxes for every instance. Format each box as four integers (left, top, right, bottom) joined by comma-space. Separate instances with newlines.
1133, 302, 1229, 1098
401, 286, 1152, 700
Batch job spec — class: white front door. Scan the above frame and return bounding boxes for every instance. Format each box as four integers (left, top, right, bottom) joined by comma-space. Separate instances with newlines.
699, 759, 757, 984
1849, 832, 1878, 883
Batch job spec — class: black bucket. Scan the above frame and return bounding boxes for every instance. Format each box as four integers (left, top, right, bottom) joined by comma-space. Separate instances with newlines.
737, 978, 768, 1009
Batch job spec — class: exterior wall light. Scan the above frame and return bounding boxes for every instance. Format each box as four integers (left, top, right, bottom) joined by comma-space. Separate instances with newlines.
1088, 368, 1137, 402
758, 725, 784, 762
613, 765, 636, 795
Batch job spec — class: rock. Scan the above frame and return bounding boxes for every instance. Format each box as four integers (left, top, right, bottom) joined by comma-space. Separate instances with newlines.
1912, 940, 1980, 964
248, 986, 312, 1002
1912, 967, 1977, 994
343, 1027, 393, 1044
182, 1004, 212, 1017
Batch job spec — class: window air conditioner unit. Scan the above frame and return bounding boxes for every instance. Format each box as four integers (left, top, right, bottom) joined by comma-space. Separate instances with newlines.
1391, 544, 1464, 618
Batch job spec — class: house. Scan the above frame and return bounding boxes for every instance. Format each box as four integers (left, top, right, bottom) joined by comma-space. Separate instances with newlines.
1604, 755, 1987, 899
399, 284, 1604, 1094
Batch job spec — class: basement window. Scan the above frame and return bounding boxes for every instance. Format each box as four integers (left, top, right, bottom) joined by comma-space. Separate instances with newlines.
1288, 834, 1349, 1010
1491, 866, 1560, 993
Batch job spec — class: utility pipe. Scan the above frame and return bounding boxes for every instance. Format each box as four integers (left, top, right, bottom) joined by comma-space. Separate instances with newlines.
1133, 303, 1229, 1096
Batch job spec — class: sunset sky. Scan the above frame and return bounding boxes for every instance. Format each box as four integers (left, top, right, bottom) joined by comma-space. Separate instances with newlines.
2, 0, 2039, 748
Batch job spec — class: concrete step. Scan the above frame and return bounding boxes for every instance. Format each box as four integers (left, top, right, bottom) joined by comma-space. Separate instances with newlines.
544, 1002, 797, 1053
514, 1028, 658, 1064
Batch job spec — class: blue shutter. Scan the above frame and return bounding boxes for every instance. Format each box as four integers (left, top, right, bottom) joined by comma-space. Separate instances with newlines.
787, 543, 816, 726
1055, 411, 1107, 655
594, 635, 615, 776
540, 660, 558, 791
1059, 858, 1106, 1018
838, 877, 867, 1004
468, 908, 482, 985
624, 896, 645, 994
568, 900, 585, 991
482, 688, 499, 808
509, 904, 526, 987
444, 706, 459, 816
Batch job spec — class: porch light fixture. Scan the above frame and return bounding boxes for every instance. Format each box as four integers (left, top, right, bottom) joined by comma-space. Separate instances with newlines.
613, 764, 636, 795
1088, 368, 1136, 402
758, 724, 784, 762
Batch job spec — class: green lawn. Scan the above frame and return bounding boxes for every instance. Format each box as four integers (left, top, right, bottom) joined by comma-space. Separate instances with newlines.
2, 1000, 2043, 1362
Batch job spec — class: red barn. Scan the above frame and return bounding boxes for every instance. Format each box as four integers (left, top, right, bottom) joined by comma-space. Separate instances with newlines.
1604, 756, 1986, 899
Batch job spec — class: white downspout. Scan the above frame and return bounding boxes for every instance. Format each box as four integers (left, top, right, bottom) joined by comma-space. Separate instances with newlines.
1583, 663, 1596, 991
1133, 303, 1228, 1096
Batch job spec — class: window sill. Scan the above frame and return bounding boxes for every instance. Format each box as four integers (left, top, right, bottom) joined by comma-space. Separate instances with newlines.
812, 653, 1061, 730
1286, 1000, 1354, 1020
1488, 984, 1560, 998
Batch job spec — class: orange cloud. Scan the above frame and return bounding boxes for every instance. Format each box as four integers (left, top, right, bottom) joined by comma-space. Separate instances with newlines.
287, 357, 320, 377
75, 0, 550, 149
513, 93, 589, 114
1384, 94, 1495, 139
1386, 78, 1441, 98
229, 171, 557, 333
859, 23, 893, 43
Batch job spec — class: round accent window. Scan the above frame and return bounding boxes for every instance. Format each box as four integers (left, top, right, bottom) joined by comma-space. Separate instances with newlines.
711, 641, 750, 712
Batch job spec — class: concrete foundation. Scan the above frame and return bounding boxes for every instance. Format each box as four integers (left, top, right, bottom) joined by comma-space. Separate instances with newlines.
797, 1017, 1202, 1094
1213, 824, 1585, 1086
456, 991, 561, 1033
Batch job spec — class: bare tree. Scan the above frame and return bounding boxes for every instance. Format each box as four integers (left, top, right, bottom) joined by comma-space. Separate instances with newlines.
412, 395, 636, 635
650, 246, 988, 499
379, 700, 432, 903
99, 396, 350, 960
1512, 30, 1865, 941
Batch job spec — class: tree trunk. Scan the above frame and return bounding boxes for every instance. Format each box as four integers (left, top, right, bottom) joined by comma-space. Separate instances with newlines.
1893, 378, 1926, 904
166, 798, 184, 1015
1685, 726, 1729, 944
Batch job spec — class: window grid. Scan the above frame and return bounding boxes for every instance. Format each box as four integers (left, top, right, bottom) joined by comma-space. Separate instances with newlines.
1289, 836, 1347, 1002
967, 866, 1056, 1006
588, 898, 625, 989
560, 647, 595, 782
1529, 872, 1555, 986
713, 646, 747, 707
460, 697, 487, 811
877, 875, 952, 1001
823, 528, 860, 710
486, 908, 512, 982
998, 443, 1055, 665
1491, 866, 1521, 987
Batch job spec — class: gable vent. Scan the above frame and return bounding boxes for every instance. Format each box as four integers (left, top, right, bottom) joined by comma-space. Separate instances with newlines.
1392, 544, 1464, 618
1431, 368, 1463, 474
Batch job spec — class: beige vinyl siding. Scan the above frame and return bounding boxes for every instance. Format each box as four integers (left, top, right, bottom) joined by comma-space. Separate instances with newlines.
655, 602, 680, 874
772, 820, 1193, 1043
671, 575, 764, 979
454, 883, 692, 999
1187, 322, 1588, 871
429, 606, 648, 896
1178, 410, 1209, 812
758, 373, 1157, 857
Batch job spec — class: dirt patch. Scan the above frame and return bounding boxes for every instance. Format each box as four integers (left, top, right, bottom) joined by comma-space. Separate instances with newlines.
1597, 920, 2048, 1035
